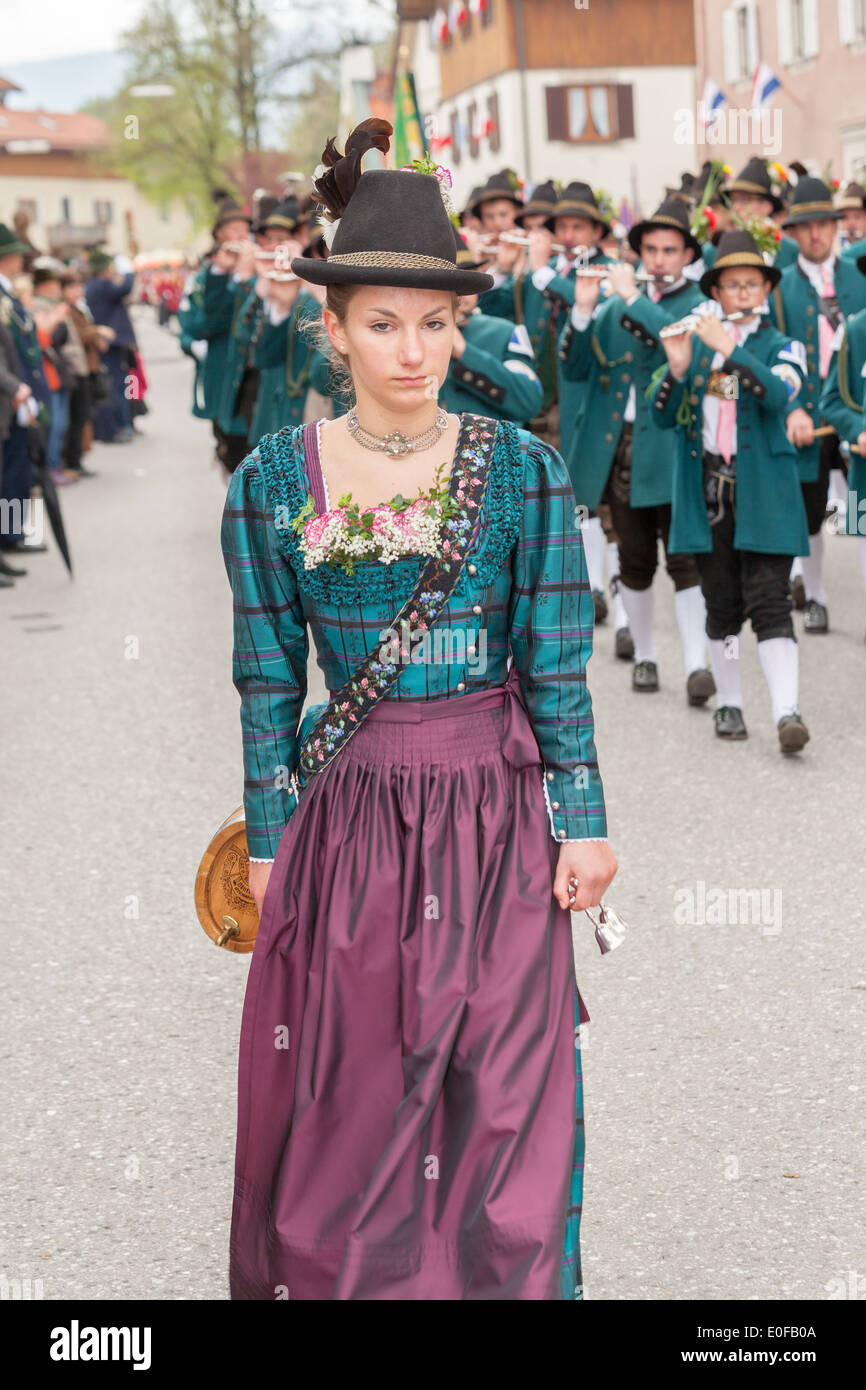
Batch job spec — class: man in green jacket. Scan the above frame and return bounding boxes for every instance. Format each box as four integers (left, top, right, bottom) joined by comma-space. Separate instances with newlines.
558, 197, 713, 698
819, 254, 866, 642
196, 196, 254, 472
769, 177, 866, 633
650, 230, 810, 751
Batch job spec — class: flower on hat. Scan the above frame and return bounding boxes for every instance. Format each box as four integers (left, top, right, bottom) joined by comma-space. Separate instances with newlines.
399, 154, 460, 227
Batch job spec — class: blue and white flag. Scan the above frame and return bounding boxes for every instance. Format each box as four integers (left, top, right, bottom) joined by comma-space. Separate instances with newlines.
700, 78, 727, 129
750, 62, 781, 111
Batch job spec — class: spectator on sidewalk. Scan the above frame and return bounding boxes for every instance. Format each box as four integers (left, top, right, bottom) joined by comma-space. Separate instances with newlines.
85, 250, 138, 443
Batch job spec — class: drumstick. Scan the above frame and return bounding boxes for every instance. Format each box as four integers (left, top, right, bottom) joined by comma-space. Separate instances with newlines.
811, 423, 862, 453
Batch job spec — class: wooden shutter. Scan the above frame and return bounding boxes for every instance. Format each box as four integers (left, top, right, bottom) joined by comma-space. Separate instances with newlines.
450, 108, 461, 164
777, 0, 794, 63
722, 8, 740, 80
545, 86, 568, 141
467, 100, 479, 157
615, 84, 635, 139
838, 0, 857, 44
746, 1, 761, 69
487, 91, 500, 152
802, 0, 820, 55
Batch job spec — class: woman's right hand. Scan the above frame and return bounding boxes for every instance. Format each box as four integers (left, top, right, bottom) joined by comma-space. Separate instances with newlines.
248, 860, 274, 917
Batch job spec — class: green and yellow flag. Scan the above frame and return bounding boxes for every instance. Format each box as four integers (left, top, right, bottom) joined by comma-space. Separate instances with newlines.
392, 72, 428, 169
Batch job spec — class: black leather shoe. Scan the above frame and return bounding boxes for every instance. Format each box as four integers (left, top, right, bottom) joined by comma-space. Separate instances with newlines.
778, 713, 810, 753
803, 601, 829, 632
632, 659, 659, 691
615, 626, 634, 661
686, 667, 716, 706
592, 588, 608, 624
790, 575, 806, 611
714, 706, 748, 739
0, 553, 27, 576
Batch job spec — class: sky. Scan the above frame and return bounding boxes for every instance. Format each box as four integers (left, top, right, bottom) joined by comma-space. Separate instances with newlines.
0, 0, 392, 63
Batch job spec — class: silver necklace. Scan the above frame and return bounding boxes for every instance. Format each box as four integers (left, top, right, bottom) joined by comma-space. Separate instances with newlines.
346, 405, 449, 457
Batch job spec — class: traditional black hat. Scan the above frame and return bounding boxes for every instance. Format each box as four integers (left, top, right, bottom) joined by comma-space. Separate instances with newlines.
251, 194, 279, 233
211, 196, 252, 236
291, 120, 494, 294
546, 181, 611, 236
468, 169, 524, 219
699, 229, 781, 296
516, 180, 558, 224
782, 176, 841, 227
628, 197, 702, 261
258, 195, 300, 234
0, 222, 30, 257
838, 180, 866, 211
722, 157, 785, 214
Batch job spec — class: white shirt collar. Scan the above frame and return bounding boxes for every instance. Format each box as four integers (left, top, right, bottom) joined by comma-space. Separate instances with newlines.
0, 272, 12, 292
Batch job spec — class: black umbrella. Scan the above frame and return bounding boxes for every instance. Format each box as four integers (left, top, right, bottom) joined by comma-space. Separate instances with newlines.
28, 420, 73, 577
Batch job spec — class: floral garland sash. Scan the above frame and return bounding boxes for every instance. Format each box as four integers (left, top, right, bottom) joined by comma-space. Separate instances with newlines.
292, 412, 499, 797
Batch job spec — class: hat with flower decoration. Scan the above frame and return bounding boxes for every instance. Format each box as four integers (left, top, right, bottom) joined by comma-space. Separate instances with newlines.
291, 119, 494, 294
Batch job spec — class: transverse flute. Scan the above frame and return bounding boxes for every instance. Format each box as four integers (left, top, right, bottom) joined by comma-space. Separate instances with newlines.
658, 309, 752, 339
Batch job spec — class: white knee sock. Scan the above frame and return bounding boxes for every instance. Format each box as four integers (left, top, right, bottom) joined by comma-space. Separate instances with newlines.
674, 584, 709, 677
757, 636, 799, 723
829, 468, 848, 509
800, 532, 826, 605
619, 582, 656, 662
608, 543, 630, 629
859, 536, 866, 594
708, 637, 743, 709
581, 516, 606, 592
790, 557, 803, 581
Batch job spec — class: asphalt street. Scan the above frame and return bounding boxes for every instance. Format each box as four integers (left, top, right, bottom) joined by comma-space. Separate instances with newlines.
2, 308, 864, 1301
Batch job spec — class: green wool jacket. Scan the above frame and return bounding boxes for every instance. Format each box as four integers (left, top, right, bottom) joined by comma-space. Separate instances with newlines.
819, 306, 866, 534
439, 310, 543, 424
216, 278, 264, 438
557, 279, 705, 509
769, 254, 866, 481
199, 269, 256, 434
648, 317, 809, 556
250, 291, 325, 441
177, 267, 209, 419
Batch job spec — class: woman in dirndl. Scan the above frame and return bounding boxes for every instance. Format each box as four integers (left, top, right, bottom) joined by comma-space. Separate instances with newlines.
220, 119, 619, 1301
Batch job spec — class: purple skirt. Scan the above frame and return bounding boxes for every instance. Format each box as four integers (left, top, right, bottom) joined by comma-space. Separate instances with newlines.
229, 665, 588, 1300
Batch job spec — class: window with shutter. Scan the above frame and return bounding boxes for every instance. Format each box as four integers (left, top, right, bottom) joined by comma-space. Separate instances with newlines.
467, 100, 479, 157
615, 84, 635, 139
450, 109, 461, 164
745, 1, 760, 71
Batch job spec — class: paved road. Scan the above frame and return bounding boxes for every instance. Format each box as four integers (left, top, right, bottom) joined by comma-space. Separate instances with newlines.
2, 309, 864, 1300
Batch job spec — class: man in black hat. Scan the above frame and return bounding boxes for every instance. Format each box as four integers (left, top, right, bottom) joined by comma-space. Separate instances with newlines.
0, 222, 50, 574
198, 195, 255, 472
714, 157, 798, 271
558, 197, 712, 696
838, 181, 866, 249
651, 229, 811, 751
771, 176, 866, 632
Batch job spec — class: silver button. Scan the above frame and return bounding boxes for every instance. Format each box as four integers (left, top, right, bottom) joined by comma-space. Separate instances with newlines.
466, 563, 477, 575
456, 681, 466, 691
551, 801, 560, 810
472, 604, 482, 614
557, 829, 567, 841
547, 771, 555, 781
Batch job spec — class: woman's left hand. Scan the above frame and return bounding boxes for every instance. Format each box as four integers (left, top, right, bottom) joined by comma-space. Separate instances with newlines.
553, 841, 618, 912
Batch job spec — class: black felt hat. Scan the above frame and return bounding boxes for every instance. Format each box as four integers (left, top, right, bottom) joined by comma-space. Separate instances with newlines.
211, 196, 252, 236
292, 172, 493, 293
546, 181, 611, 237
468, 169, 524, 219
516, 180, 558, 224
259, 195, 300, 234
782, 176, 841, 227
699, 229, 781, 295
838, 180, 866, 211
722, 157, 785, 215
628, 197, 702, 261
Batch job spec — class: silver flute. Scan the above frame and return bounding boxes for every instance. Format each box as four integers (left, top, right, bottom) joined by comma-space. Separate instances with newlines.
658, 308, 752, 339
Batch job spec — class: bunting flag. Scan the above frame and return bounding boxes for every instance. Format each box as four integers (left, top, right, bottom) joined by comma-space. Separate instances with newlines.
700, 77, 727, 129
392, 72, 429, 170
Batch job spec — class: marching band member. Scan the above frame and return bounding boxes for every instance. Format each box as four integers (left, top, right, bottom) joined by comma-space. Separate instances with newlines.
437, 231, 543, 425
819, 250, 866, 641
704, 157, 799, 271
837, 181, 866, 249
249, 234, 328, 441
559, 198, 712, 697
197, 196, 255, 474
651, 229, 810, 750
771, 177, 866, 632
